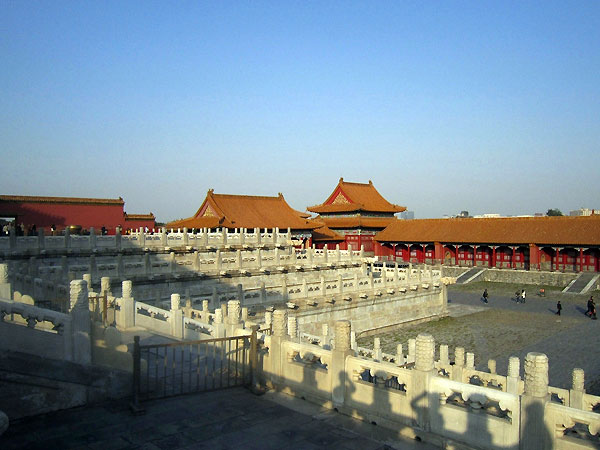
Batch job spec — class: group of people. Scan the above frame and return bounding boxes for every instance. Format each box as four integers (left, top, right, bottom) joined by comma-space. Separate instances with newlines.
482, 287, 596, 320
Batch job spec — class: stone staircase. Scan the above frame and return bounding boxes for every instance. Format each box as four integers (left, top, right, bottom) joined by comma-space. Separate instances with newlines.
455, 267, 485, 284
562, 272, 600, 294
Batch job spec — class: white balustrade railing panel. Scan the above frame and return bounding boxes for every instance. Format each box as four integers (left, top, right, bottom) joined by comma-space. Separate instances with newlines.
428, 376, 520, 448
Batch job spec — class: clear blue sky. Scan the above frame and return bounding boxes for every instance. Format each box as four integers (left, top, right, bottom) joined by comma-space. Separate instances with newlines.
1, 1, 599, 221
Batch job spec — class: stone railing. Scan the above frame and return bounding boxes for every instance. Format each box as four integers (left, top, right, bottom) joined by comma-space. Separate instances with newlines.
0, 280, 91, 365
0, 227, 294, 256
3, 244, 369, 288
257, 317, 600, 450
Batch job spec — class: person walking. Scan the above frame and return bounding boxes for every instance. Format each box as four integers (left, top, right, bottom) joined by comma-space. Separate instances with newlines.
586, 296, 594, 317
521, 289, 526, 304
482, 288, 489, 303
556, 301, 562, 316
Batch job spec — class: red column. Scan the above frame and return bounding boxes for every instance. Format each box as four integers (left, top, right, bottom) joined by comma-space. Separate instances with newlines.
434, 242, 443, 263
491, 246, 496, 268
419, 245, 425, 264
454, 246, 459, 266
473, 245, 477, 267
579, 248, 584, 272
529, 244, 540, 271
511, 247, 516, 269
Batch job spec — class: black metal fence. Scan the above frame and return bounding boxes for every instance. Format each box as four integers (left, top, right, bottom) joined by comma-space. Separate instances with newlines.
132, 331, 258, 405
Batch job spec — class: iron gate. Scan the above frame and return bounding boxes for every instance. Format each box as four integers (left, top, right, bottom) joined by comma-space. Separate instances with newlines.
132, 331, 257, 405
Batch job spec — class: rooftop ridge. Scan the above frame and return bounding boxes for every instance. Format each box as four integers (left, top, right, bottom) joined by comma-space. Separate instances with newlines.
0, 195, 124, 205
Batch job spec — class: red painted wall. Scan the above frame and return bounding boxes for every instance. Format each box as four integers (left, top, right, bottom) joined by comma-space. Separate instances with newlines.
0, 201, 124, 234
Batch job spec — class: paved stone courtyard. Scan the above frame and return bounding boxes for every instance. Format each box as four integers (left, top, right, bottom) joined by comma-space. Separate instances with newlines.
358, 283, 600, 394
1, 387, 437, 450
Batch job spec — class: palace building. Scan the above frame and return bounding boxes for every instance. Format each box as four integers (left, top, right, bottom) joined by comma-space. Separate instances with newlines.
0, 195, 155, 234
166, 190, 319, 246
307, 178, 405, 252
374, 215, 600, 272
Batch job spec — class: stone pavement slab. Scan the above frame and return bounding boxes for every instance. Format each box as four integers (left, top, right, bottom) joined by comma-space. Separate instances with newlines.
1, 387, 438, 450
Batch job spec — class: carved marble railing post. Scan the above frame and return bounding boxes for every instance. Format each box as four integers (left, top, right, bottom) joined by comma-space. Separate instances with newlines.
64, 227, 71, 250
168, 252, 176, 274
521, 352, 550, 450
69, 280, 91, 365
160, 227, 167, 247
221, 302, 228, 321
226, 300, 241, 335
136, 228, 144, 247
332, 320, 353, 407
412, 333, 436, 430
281, 278, 288, 302
115, 227, 122, 251
269, 310, 287, 383
236, 249, 242, 272
192, 251, 200, 271
350, 331, 357, 351
439, 344, 449, 366
255, 227, 261, 246
396, 343, 405, 366
287, 316, 297, 339
408, 338, 416, 363
488, 359, 497, 375
307, 247, 313, 266
0, 263, 11, 299
466, 352, 475, 370
120, 280, 135, 329
169, 293, 184, 339
373, 337, 382, 361
241, 307, 248, 323
37, 227, 45, 252
452, 347, 465, 382
570, 368, 585, 410
83, 273, 92, 294
215, 250, 222, 272
182, 227, 189, 246
222, 227, 228, 246
507, 356, 521, 394
201, 300, 209, 322
264, 310, 273, 332
100, 276, 112, 297
213, 307, 225, 337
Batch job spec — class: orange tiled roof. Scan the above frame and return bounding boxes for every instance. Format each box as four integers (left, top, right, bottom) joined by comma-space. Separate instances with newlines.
374, 216, 600, 246
318, 216, 398, 230
0, 195, 124, 206
307, 178, 405, 214
166, 190, 317, 230
309, 221, 345, 242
